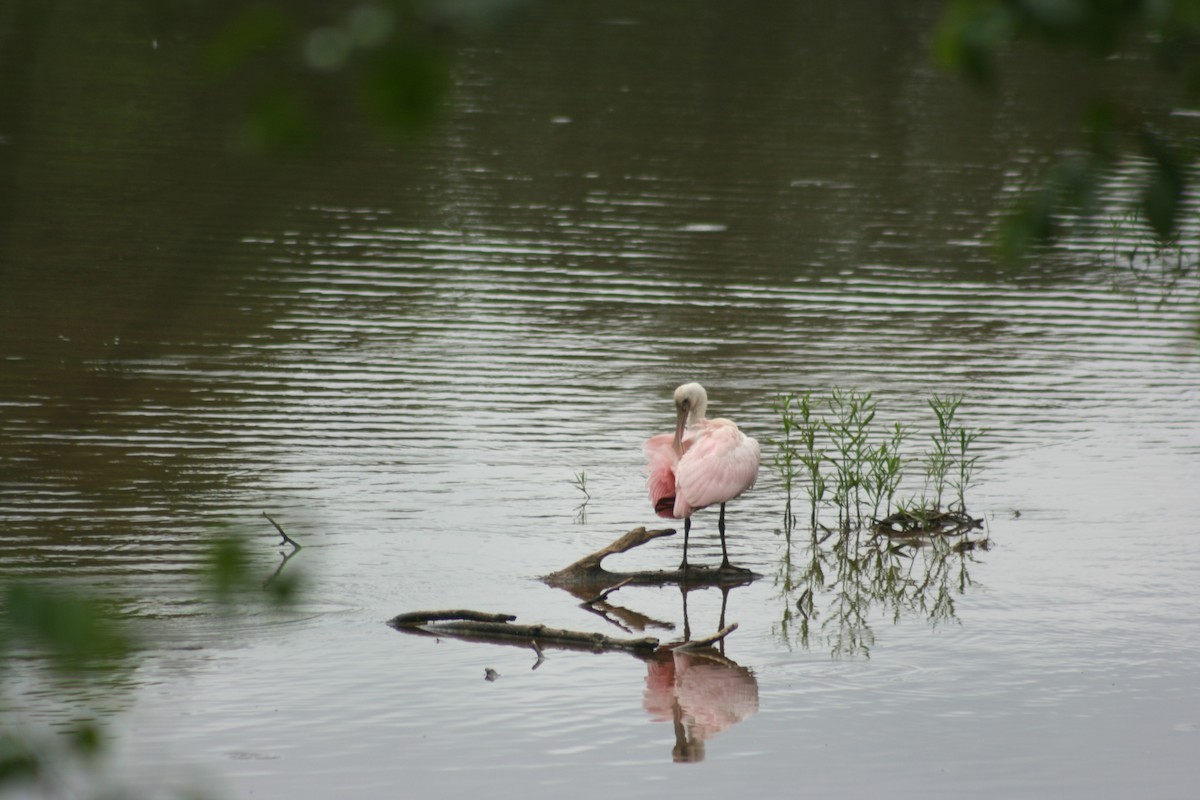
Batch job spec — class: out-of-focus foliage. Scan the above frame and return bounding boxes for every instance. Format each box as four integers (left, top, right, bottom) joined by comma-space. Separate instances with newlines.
204, 0, 530, 152
936, 0, 1200, 257
0, 583, 136, 796
0, 583, 134, 675
206, 534, 303, 608
0, 524, 304, 799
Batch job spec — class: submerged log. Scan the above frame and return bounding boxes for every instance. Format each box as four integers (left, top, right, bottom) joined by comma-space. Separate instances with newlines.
543, 526, 761, 593
389, 609, 517, 626
388, 610, 660, 656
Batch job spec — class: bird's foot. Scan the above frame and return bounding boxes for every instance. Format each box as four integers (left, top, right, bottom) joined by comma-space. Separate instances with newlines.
718, 560, 752, 575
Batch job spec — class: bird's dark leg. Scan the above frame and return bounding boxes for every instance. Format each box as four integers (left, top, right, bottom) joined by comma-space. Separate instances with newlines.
718, 503, 732, 569
718, 585, 731, 656
679, 583, 691, 642
679, 516, 691, 572
718, 503, 749, 573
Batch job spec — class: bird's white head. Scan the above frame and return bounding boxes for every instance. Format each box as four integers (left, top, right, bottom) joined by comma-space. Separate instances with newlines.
674, 382, 709, 424
672, 382, 708, 453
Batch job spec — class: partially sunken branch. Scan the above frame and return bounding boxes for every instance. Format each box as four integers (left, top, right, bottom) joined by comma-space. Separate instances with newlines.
543, 527, 760, 592
262, 512, 301, 550
672, 623, 738, 651
388, 611, 659, 656
388, 609, 517, 625
388, 528, 757, 660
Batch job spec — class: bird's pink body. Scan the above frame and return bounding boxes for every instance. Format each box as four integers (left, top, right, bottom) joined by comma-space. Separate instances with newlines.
644, 419, 760, 519
643, 382, 760, 570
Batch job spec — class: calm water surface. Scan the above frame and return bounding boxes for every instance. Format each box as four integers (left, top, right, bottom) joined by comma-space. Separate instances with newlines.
2, 2, 1199, 798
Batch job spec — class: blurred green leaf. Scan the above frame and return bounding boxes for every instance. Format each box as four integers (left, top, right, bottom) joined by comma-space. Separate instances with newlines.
1, 583, 133, 673
997, 153, 1104, 260
348, 3, 398, 48
228, 84, 318, 154
68, 722, 105, 761
934, 0, 1017, 85
1138, 129, 1185, 240
1084, 100, 1120, 162
304, 26, 355, 72
0, 733, 40, 785
940, 0, 1200, 249
204, 531, 304, 608
361, 44, 449, 133
264, 567, 303, 606
203, 4, 296, 77
204, 536, 256, 603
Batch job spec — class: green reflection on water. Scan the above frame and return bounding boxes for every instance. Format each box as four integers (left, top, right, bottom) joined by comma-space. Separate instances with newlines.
775, 527, 987, 658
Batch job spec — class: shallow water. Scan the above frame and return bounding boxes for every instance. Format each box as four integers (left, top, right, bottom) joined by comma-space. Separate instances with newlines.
2, 2, 1200, 798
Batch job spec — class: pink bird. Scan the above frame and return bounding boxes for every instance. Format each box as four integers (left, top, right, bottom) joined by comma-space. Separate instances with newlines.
644, 383, 760, 571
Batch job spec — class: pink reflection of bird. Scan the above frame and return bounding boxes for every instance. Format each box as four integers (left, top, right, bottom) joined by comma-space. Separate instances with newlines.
643, 649, 760, 763
644, 383, 760, 571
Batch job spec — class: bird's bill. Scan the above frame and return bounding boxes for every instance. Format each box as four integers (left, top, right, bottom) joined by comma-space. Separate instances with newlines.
673, 403, 688, 454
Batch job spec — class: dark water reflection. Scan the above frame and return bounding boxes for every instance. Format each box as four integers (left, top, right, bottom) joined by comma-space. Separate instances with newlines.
2, 0, 1200, 797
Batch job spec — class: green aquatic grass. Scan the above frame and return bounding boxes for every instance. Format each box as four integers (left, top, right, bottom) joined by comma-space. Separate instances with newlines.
769, 387, 988, 656
770, 387, 984, 533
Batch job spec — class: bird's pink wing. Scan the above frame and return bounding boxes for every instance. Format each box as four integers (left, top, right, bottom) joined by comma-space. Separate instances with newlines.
644, 432, 680, 518
675, 420, 760, 513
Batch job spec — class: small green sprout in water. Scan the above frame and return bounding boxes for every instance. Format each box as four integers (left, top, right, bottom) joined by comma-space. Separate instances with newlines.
865, 421, 908, 523
570, 470, 590, 501
770, 392, 826, 539
570, 470, 591, 524
926, 393, 985, 513
822, 388, 878, 532
769, 393, 799, 536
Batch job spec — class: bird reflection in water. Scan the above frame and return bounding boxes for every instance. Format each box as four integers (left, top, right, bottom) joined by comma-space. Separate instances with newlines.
643, 645, 759, 763
549, 557, 761, 762
641, 583, 759, 762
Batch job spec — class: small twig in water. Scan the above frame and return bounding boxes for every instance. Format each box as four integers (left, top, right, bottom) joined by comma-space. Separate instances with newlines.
531, 639, 546, 669
262, 512, 301, 550
581, 577, 635, 606
673, 623, 739, 651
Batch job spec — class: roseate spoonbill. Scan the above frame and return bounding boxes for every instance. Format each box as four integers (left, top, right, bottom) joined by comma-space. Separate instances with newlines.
644, 383, 760, 571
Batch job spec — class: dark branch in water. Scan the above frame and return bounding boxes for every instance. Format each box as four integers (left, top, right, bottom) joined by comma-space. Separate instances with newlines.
386, 527, 757, 659
263, 546, 302, 589
388, 612, 660, 656
581, 577, 635, 605
531, 639, 545, 669
543, 526, 761, 592
389, 610, 518, 626
262, 512, 301, 550
672, 623, 739, 651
